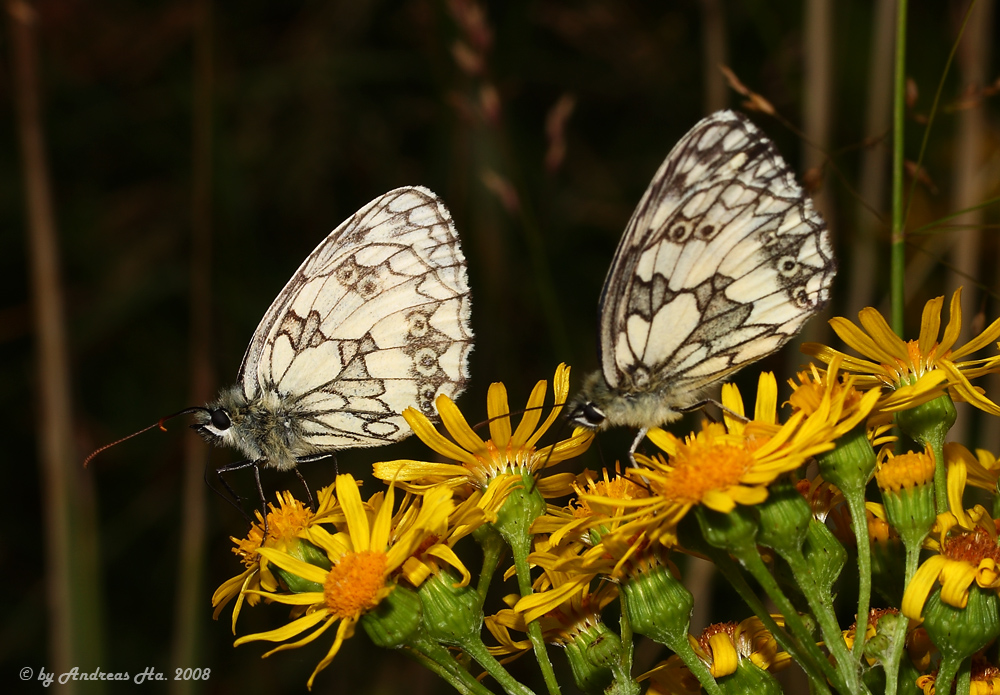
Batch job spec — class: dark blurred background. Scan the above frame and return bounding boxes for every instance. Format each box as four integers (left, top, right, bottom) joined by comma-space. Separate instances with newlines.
4, 1, 999, 693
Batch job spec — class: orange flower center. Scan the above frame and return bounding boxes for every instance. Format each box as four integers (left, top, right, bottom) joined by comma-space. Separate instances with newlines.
941, 527, 1000, 565
324, 550, 388, 618
658, 441, 755, 504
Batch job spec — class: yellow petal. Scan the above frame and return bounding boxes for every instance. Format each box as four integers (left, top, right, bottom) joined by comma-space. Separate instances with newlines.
487, 382, 513, 447
901, 555, 949, 620
511, 380, 546, 447
754, 372, 778, 424
372, 459, 472, 482
306, 618, 355, 689
256, 547, 329, 585
950, 314, 1000, 359
234, 607, 331, 646
370, 480, 394, 552
436, 395, 488, 456
707, 632, 739, 678
403, 407, 479, 465
939, 559, 977, 608
937, 289, 963, 355
336, 474, 370, 553
918, 294, 945, 356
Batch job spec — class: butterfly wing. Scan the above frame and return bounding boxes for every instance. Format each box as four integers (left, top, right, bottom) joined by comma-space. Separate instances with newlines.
598, 110, 834, 397
238, 186, 473, 450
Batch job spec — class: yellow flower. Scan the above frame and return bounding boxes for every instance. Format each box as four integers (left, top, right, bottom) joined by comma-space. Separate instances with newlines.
582, 371, 862, 541
374, 363, 592, 509
803, 288, 1000, 414
233, 474, 454, 689
211, 486, 341, 631
901, 499, 1000, 619
643, 616, 789, 688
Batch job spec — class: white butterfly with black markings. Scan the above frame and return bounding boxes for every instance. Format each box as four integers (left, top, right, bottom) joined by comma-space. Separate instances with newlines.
567, 110, 835, 458
193, 186, 473, 499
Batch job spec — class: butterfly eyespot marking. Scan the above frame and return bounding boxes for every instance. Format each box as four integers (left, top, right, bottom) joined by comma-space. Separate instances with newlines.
406, 311, 429, 338
413, 348, 440, 376
698, 224, 715, 238
792, 286, 813, 308
670, 223, 689, 241
359, 278, 379, 297
778, 256, 798, 276
210, 409, 231, 430
335, 261, 359, 285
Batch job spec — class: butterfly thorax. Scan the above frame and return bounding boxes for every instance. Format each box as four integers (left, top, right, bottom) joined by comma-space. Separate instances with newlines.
194, 386, 316, 472
568, 369, 687, 432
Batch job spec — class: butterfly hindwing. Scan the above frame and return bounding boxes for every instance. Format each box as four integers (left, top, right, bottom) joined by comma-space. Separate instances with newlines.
598, 110, 834, 397
237, 187, 473, 450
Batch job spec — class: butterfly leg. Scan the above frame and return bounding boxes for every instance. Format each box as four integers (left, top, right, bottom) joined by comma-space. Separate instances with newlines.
294, 468, 316, 512
628, 427, 648, 467
211, 458, 270, 534
679, 398, 749, 423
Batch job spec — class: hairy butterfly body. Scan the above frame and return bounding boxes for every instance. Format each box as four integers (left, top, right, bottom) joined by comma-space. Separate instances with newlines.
195, 186, 473, 478
567, 110, 835, 456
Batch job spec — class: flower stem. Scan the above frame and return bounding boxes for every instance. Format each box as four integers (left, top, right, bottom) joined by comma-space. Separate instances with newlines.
460, 634, 536, 695
407, 633, 502, 695
840, 488, 872, 662
932, 653, 965, 695
700, 544, 834, 694
729, 542, 856, 694
774, 539, 867, 695
513, 547, 560, 695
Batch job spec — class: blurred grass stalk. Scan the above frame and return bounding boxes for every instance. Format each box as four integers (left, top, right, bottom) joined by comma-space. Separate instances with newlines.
890, 0, 908, 335
8, 0, 104, 691
169, 1, 214, 693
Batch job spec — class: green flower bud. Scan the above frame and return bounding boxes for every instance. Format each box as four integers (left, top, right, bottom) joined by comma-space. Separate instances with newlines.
563, 620, 624, 695
417, 570, 484, 646
757, 479, 811, 557
922, 583, 1000, 664
361, 585, 423, 649
492, 472, 547, 549
816, 424, 877, 495
895, 393, 957, 452
620, 563, 693, 644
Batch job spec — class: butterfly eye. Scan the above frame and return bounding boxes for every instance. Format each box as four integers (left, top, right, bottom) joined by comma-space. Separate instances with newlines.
210, 409, 231, 430
581, 403, 606, 426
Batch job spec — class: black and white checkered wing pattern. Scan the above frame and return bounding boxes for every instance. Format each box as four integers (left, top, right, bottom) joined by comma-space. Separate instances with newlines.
238, 187, 473, 449
598, 110, 835, 396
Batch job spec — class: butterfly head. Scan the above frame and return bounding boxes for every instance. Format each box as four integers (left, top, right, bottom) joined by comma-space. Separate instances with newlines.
192, 386, 252, 450
566, 370, 612, 430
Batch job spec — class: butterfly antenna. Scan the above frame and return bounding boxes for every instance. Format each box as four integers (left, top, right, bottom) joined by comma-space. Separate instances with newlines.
84, 406, 211, 468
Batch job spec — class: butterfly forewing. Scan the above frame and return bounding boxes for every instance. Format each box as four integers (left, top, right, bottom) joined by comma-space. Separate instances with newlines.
598, 110, 834, 396
238, 187, 473, 450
